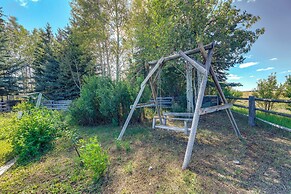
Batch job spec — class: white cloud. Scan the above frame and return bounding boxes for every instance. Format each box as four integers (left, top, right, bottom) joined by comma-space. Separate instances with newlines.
239, 62, 258, 68
228, 74, 242, 80
256, 67, 274, 72
280, 70, 291, 74
269, 58, 278, 61
245, 54, 252, 59
17, 0, 27, 7
250, 75, 255, 78
235, 0, 256, 2
16, 0, 40, 7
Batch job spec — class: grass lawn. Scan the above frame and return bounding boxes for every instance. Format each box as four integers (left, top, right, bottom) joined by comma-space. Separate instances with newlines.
0, 113, 16, 166
232, 106, 291, 129
0, 111, 290, 193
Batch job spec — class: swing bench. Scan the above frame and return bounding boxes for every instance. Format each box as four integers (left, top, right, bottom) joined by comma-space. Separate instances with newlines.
152, 103, 233, 133
118, 42, 241, 170
130, 97, 174, 109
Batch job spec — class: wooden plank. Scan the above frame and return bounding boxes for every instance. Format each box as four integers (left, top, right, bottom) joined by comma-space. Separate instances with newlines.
163, 112, 194, 117
179, 51, 207, 74
233, 104, 248, 109
165, 117, 193, 121
226, 96, 248, 100
155, 125, 190, 132
255, 98, 291, 103
148, 43, 213, 65
199, 103, 232, 115
182, 43, 214, 170
256, 108, 291, 118
118, 57, 165, 140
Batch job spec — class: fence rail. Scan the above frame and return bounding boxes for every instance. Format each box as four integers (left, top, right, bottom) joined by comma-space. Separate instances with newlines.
226, 96, 291, 128
0, 101, 10, 112
42, 100, 72, 111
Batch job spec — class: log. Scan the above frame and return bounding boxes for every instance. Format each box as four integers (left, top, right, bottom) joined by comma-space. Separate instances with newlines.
179, 51, 207, 74
148, 43, 214, 65
199, 103, 232, 115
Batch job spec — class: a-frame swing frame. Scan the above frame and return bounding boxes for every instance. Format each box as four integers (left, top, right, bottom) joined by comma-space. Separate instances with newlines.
118, 42, 242, 169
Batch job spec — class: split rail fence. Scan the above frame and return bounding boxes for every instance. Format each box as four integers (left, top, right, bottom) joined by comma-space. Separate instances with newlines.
226, 96, 291, 129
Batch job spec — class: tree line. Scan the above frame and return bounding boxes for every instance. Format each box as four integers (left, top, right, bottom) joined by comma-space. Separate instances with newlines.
0, 0, 265, 100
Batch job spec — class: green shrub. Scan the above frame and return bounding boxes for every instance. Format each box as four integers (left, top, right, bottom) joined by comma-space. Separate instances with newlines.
79, 137, 109, 180
12, 101, 34, 112
70, 76, 143, 126
12, 108, 63, 163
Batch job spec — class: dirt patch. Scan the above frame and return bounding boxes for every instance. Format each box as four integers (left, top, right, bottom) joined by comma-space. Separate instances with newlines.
102, 112, 291, 193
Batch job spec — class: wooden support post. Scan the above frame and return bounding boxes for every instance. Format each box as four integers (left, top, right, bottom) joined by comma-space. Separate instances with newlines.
184, 121, 188, 135
36, 93, 42, 108
198, 42, 241, 138
248, 96, 256, 126
148, 65, 162, 124
186, 63, 194, 113
182, 44, 214, 170
179, 51, 207, 74
118, 57, 164, 140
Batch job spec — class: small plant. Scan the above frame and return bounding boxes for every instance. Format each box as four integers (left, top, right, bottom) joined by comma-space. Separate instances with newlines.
124, 141, 131, 153
115, 140, 122, 151
79, 137, 109, 180
115, 140, 131, 153
124, 161, 133, 175
12, 108, 63, 163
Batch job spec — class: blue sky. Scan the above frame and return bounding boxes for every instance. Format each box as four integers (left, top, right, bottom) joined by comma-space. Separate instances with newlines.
0, 0, 290, 91
0, 0, 71, 32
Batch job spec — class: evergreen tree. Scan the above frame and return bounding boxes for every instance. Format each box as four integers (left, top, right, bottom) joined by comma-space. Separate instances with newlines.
0, 8, 20, 97
32, 24, 60, 99
57, 27, 94, 99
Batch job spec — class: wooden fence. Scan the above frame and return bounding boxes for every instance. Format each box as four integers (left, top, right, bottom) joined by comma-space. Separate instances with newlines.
0, 100, 21, 112
0, 101, 10, 112
42, 100, 72, 111
226, 96, 291, 128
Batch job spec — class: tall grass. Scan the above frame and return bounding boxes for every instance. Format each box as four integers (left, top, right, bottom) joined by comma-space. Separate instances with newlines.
0, 113, 16, 165
232, 106, 291, 129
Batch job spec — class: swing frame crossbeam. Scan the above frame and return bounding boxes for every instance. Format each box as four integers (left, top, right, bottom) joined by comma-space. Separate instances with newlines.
117, 42, 242, 170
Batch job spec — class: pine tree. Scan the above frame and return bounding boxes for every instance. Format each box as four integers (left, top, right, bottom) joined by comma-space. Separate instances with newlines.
57, 27, 93, 99
32, 24, 60, 99
0, 8, 20, 97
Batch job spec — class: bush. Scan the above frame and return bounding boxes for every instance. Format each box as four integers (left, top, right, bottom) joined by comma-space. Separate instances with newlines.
79, 137, 109, 180
70, 76, 143, 126
12, 108, 63, 163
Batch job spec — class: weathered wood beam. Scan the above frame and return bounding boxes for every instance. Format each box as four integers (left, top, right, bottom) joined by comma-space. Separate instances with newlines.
198, 42, 241, 138
179, 51, 207, 74
155, 125, 190, 132
182, 43, 214, 170
199, 103, 233, 115
163, 112, 194, 117
148, 43, 213, 65
118, 57, 165, 140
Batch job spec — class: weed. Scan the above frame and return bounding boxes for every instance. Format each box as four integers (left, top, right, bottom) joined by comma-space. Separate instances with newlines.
79, 137, 109, 181
124, 161, 133, 175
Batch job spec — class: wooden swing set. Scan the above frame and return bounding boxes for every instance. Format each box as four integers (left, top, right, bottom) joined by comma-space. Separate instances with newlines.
118, 42, 242, 170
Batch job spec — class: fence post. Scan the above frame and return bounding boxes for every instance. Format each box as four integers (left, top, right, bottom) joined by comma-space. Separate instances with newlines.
248, 96, 256, 126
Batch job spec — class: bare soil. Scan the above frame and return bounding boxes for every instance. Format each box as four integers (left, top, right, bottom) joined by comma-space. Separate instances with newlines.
101, 112, 291, 194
